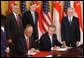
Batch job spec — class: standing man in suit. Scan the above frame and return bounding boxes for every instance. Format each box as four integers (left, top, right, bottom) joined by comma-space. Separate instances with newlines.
22, 2, 38, 41
39, 25, 63, 51
1, 15, 10, 57
14, 24, 39, 57
6, 3, 23, 56
61, 7, 80, 47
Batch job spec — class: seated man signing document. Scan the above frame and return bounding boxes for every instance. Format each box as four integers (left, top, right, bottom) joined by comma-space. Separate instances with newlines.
39, 25, 65, 51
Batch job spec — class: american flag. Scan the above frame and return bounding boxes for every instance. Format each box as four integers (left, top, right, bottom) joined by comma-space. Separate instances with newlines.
21, 1, 27, 14
64, 1, 71, 16
42, 1, 52, 33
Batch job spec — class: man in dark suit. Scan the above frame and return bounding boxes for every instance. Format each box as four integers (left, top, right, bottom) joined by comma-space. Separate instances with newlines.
14, 31, 28, 57
1, 15, 10, 57
39, 25, 62, 51
6, 4, 23, 56
22, 2, 38, 41
61, 7, 80, 47
14, 24, 39, 57
23, 24, 39, 53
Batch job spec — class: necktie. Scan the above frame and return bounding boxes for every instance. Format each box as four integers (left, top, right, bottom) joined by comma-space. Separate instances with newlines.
26, 38, 30, 49
16, 14, 23, 30
16, 14, 20, 26
69, 17, 71, 26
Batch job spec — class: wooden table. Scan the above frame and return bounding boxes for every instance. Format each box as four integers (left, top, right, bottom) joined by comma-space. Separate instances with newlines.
32, 47, 83, 57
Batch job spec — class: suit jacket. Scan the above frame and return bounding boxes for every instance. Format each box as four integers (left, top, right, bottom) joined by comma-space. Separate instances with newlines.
22, 10, 38, 40
1, 29, 8, 57
39, 32, 62, 51
14, 33, 28, 56
28, 35, 38, 50
61, 16, 80, 43
6, 12, 23, 43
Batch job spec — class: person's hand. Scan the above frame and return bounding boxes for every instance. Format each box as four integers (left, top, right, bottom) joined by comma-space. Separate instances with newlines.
62, 41, 66, 45
62, 41, 68, 48
8, 39, 12, 44
34, 49, 39, 53
30, 48, 35, 53
53, 46, 60, 50
55, 46, 60, 49
5, 47, 10, 53
62, 44, 68, 48
76, 41, 79, 47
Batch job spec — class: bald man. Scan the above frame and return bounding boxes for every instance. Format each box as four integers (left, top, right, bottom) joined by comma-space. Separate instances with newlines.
14, 24, 39, 57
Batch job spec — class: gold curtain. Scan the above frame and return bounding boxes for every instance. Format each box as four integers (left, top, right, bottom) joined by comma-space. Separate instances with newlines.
1, 1, 54, 15
1, 1, 9, 15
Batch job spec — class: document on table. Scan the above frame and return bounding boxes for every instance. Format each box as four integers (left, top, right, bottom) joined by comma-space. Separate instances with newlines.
51, 47, 72, 51
55, 48, 68, 51
46, 55, 53, 57
28, 50, 37, 55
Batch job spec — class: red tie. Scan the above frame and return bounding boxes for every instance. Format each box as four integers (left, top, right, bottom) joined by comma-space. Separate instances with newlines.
16, 14, 23, 30
26, 38, 30, 49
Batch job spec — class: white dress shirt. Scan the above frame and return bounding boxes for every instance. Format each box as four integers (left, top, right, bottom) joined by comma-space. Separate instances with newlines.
68, 16, 73, 22
68, 16, 73, 26
30, 10, 35, 24
24, 33, 29, 41
13, 12, 17, 20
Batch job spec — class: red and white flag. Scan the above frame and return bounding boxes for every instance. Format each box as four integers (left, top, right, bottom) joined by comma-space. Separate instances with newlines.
74, 1, 83, 31
53, 1, 63, 43
74, 1, 83, 45
34, 1, 43, 39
